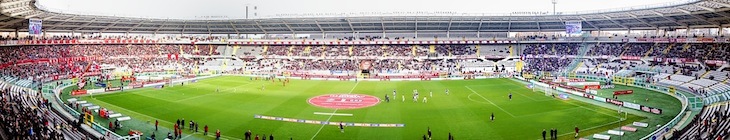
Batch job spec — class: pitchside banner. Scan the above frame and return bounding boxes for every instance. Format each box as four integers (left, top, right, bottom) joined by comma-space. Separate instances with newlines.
565, 21, 582, 34
29, 19, 42, 35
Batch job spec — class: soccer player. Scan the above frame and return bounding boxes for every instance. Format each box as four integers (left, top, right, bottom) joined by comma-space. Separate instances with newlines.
339, 122, 345, 133
574, 126, 579, 138
155, 120, 158, 131
549, 128, 554, 140
269, 134, 274, 140
216, 129, 221, 140
508, 93, 512, 100
429, 90, 433, 97
402, 95, 405, 102
195, 123, 199, 132
385, 94, 390, 103
262, 84, 265, 90
490, 113, 494, 122
245, 130, 252, 140
413, 95, 418, 102
427, 127, 432, 138
189, 120, 194, 131
423, 97, 428, 103
445, 89, 449, 95
204, 125, 208, 135
181, 118, 185, 129
393, 89, 397, 99
448, 132, 453, 140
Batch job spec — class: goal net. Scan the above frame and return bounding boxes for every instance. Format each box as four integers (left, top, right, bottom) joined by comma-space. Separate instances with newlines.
531, 81, 556, 97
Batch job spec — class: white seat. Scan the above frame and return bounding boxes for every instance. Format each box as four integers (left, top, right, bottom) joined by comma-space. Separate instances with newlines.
592, 134, 611, 140
117, 117, 131, 121
607, 130, 624, 136
109, 113, 122, 118
633, 122, 648, 127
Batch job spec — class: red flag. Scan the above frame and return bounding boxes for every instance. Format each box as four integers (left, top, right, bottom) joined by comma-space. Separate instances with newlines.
175, 53, 179, 60
167, 54, 172, 60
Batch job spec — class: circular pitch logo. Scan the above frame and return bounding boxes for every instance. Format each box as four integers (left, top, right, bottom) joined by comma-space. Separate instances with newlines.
308, 94, 380, 109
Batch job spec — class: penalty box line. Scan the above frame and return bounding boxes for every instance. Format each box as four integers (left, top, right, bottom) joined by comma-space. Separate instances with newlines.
465, 86, 517, 117
310, 81, 360, 140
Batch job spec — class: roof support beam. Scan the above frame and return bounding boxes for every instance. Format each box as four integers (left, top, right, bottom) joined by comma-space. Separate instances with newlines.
536, 21, 541, 31
23, 12, 40, 19
75, 18, 97, 30
345, 18, 355, 32
254, 21, 267, 34
101, 19, 123, 32
678, 9, 721, 27
707, 1, 730, 8
601, 15, 629, 29
9, 10, 31, 17
229, 21, 240, 34
627, 13, 658, 29
578, 17, 599, 30
477, 18, 483, 31
154, 20, 167, 33
507, 17, 512, 32
0, 0, 31, 7
206, 21, 211, 34
652, 10, 689, 27
689, 14, 721, 26
181, 21, 187, 33
1, 6, 27, 13
447, 17, 453, 32
0, 18, 25, 28
314, 20, 325, 34
282, 20, 296, 34
380, 18, 386, 32
695, 5, 716, 12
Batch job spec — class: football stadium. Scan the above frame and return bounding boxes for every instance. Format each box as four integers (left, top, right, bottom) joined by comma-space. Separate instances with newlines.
1, 0, 730, 139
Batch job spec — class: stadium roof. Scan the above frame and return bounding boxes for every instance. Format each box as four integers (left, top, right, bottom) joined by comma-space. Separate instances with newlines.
2, 0, 730, 34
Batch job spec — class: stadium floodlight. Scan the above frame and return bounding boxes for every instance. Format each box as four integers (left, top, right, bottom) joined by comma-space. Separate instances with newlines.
551, 0, 557, 15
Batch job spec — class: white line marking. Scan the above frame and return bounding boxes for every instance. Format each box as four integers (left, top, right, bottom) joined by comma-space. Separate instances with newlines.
310, 81, 360, 140
175, 82, 257, 102
313, 112, 353, 116
465, 86, 516, 117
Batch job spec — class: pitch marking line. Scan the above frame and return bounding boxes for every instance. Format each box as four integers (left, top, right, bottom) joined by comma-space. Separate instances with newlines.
310, 81, 359, 140
464, 86, 517, 117
174, 82, 257, 102
467, 93, 489, 104
313, 112, 354, 116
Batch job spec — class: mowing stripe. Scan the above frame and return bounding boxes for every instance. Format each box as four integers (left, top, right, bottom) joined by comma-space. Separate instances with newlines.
465, 86, 517, 117
313, 112, 354, 116
310, 81, 360, 140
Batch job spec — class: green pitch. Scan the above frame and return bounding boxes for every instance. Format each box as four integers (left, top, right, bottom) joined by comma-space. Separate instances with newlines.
74, 76, 651, 140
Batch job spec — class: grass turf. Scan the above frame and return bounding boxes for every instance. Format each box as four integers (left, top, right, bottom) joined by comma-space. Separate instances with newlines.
68, 76, 652, 140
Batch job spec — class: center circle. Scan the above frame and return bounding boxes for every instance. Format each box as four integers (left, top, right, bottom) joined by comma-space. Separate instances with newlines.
308, 94, 381, 109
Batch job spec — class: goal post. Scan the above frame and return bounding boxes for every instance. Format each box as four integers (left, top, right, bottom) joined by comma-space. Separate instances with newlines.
530, 81, 555, 96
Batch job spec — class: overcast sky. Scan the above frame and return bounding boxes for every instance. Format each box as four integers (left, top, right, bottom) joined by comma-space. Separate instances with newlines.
36, 0, 688, 19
